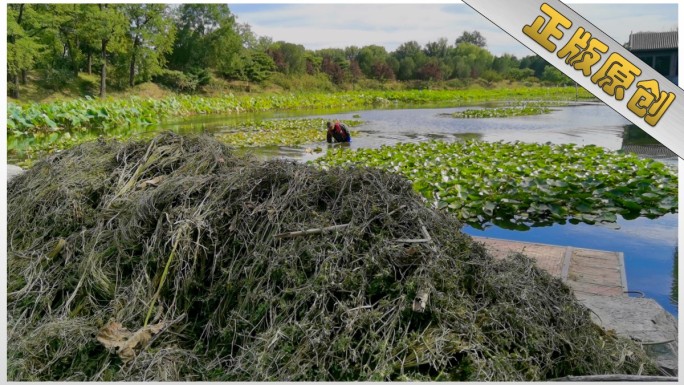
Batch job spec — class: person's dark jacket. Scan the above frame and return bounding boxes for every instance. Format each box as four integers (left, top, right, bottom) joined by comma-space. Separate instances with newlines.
327, 122, 351, 143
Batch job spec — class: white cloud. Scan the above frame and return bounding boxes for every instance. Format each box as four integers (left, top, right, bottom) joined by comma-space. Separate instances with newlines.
232, 3, 677, 58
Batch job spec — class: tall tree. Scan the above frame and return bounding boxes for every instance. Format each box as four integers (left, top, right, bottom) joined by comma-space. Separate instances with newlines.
344, 45, 360, 62
456, 30, 487, 48
492, 53, 520, 74
424, 37, 449, 58
357, 45, 390, 79
123, 4, 175, 86
267, 41, 307, 75
7, 4, 42, 98
449, 42, 493, 78
519, 55, 549, 78
169, 4, 242, 76
79, 4, 127, 97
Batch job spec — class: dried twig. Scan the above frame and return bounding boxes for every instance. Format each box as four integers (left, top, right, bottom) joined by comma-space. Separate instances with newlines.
274, 223, 350, 239
549, 374, 677, 382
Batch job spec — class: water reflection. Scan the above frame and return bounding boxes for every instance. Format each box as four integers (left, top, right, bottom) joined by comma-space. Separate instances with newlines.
621, 124, 678, 163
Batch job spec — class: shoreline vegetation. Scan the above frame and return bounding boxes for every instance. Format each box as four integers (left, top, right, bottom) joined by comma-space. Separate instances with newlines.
8, 85, 594, 167
8, 86, 593, 136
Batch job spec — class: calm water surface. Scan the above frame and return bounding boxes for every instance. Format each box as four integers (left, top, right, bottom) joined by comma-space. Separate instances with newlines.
160, 103, 679, 316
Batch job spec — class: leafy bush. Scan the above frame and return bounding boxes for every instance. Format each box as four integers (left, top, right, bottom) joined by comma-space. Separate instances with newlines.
154, 69, 200, 92
39, 68, 74, 91
267, 72, 335, 92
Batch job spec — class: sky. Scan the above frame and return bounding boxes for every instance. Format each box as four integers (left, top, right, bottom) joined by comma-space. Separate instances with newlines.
229, 3, 678, 58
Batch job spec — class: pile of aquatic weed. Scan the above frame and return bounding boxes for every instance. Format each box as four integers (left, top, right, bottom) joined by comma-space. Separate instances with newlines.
7, 133, 659, 381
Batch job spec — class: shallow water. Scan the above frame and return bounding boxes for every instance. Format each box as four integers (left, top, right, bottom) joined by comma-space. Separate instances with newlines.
154, 103, 682, 316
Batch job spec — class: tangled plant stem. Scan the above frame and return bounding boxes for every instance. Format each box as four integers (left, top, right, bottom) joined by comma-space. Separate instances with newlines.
7, 133, 659, 381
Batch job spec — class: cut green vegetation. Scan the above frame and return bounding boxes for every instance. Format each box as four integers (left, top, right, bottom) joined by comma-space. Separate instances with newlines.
315, 140, 678, 230
8, 133, 659, 381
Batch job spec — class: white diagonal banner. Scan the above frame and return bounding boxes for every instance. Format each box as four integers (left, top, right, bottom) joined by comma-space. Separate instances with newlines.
463, 0, 684, 160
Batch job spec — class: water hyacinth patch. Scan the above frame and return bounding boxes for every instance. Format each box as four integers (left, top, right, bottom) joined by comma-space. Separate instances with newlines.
448, 106, 551, 118
215, 119, 362, 147
9, 118, 362, 167
314, 140, 678, 230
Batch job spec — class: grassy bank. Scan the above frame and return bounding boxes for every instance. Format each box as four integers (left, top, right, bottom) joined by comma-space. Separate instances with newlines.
7, 86, 594, 167
8, 86, 593, 137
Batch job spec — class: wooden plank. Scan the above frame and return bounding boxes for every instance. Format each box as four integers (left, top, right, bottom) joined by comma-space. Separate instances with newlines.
561, 247, 573, 281
470, 236, 627, 297
571, 274, 621, 285
571, 266, 621, 277
618, 252, 628, 292
572, 251, 618, 261
572, 254, 621, 265
569, 284, 624, 297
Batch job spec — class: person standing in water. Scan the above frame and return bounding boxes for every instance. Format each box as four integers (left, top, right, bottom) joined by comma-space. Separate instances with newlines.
326, 120, 351, 143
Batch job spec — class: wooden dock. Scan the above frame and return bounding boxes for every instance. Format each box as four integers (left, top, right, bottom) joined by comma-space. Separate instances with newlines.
472, 236, 628, 297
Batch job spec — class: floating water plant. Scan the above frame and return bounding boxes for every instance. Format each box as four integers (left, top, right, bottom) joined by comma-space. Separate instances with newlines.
315, 140, 678, 229
7, 133, 658, 381
216, 119, 361, 147
448, 105, 551, 118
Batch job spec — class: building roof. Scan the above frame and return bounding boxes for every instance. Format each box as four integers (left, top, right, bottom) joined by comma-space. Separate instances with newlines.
628, 31, 678, 51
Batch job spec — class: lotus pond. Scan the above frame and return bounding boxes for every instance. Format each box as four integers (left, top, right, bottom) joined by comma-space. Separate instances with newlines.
7, 99, 679, 317
315, 140, 677, 231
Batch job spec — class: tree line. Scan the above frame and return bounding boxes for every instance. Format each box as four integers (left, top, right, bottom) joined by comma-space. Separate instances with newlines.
7, 3, 571, 99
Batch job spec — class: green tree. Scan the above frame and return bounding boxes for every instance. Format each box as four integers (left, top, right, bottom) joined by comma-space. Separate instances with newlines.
392, 41, 426, 80
456, 30, 487, 47
449, 42, 493, 78
397, 57, 416, 80
228, 50, 275, 82
519, 55, 549, 78
7, 4, 43, 98
79, 4, 127, 97
52, 4, 84, 77
424, 37, 449, 58
123, 4, 176, 87
492, 54, 520, 75
169, 4, 242, 76
394, 41, 422, 61
344, 45, 360, 61
507, 67, 535, 81
267, 41, 307, 75
357, 45, 390, 79
541, 66, 572, 85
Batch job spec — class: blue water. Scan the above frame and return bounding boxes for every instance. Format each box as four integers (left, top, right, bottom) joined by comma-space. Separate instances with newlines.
463, 214, 678, 317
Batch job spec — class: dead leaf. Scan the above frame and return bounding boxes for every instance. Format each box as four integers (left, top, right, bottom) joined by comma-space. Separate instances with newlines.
96, 321, 166, 362
412, 290, 429, 313
137, 175, 165, 189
